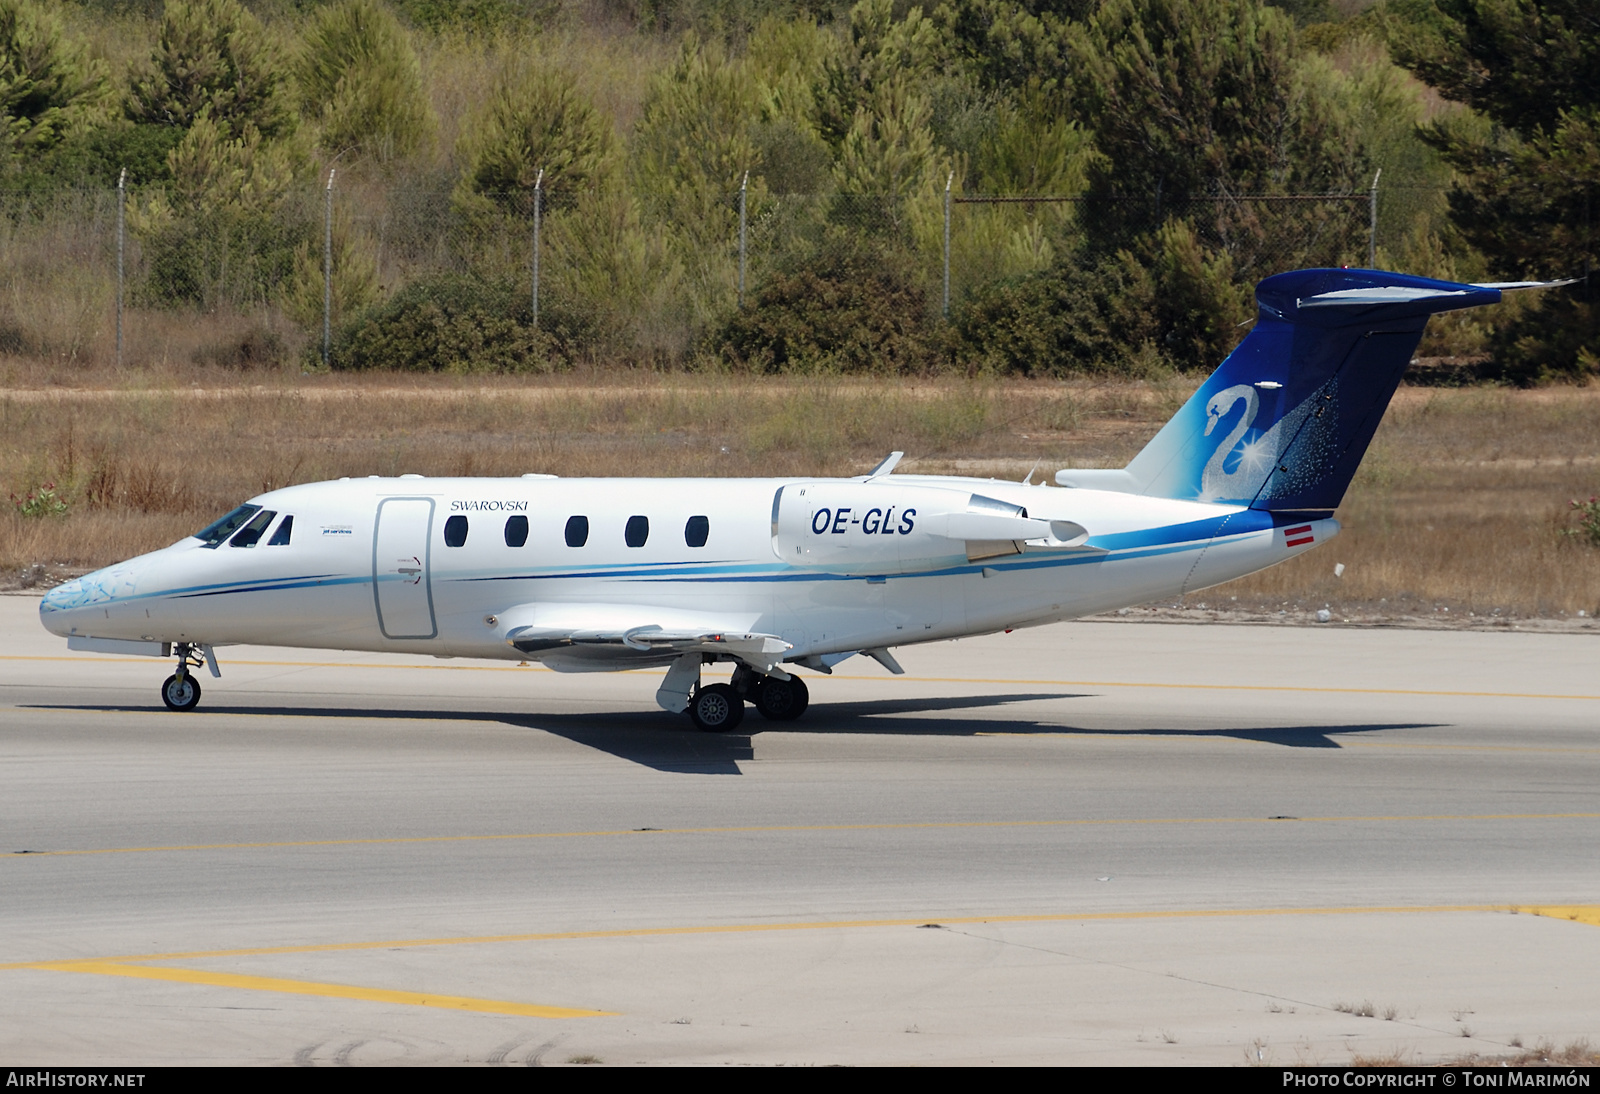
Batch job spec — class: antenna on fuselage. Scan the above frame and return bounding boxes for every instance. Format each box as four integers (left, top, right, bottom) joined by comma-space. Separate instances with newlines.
866, 451, 904, 478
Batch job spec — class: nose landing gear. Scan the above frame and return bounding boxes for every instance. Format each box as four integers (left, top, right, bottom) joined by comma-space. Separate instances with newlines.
160, 643, 215, 711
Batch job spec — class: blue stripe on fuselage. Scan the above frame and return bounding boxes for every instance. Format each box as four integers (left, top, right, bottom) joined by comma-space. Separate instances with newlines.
101, 513, 1278, 604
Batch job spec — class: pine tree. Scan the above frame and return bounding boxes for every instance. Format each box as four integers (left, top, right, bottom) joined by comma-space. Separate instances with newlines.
0, 0, 105, 156
1390, 0, 1598, 380
456, 62, 613, 217
298, 0, 433, 162
125, 0, 293, 141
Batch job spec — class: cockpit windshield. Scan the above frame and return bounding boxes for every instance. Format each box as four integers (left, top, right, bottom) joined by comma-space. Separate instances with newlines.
193, 504, 261, 548
228, 509, 278, 548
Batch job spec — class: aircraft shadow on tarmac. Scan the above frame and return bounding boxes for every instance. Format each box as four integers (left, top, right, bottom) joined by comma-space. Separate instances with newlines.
26, 694, 1442, 774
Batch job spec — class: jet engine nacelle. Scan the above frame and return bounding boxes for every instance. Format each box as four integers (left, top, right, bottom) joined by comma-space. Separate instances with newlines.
770, 483, 1088, 573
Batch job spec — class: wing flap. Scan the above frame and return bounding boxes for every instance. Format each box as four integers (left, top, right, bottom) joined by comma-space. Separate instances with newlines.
501, 602, 792, 674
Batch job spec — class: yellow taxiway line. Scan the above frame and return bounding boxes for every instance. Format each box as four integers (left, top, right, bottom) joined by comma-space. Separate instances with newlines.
12, 904, 1594, 1016
26, 961, 612, 1018
10, 904, 1598, 972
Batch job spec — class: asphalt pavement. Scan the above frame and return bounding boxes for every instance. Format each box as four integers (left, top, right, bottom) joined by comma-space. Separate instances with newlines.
2, 594, 1597, 1065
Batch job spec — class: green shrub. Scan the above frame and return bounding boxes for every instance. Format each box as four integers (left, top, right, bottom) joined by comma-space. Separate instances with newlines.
951, 251, 1162, 376
1493, 296, 1600, 386
10, 480, 66, 518
718, 248, 936, 372
1564, 495, 1600, 548
131, 112, 302, 308
395, 0, 550, 33
25, 123, 182, 188
330, 275, 578, 372
1145, 218, 1251, 371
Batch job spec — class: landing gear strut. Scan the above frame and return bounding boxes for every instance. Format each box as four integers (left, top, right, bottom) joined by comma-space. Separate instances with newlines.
160, 643, 207, 711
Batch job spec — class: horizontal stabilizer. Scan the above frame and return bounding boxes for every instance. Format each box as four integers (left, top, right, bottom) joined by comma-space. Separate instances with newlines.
1062, 268, 1562, 512
1472, 278, 1580, 291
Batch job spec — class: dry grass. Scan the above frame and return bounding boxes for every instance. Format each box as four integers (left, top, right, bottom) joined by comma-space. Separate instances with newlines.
1221, 386, 1600, 619
1448, 1039, 1600, 1067
4, 373, 1599, 620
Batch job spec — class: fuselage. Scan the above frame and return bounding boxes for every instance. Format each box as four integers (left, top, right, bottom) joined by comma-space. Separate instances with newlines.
39, 473, 1334, 668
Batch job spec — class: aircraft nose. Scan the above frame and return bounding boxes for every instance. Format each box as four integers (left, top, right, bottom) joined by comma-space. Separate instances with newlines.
37, 561, 153, 637
38, 579, 87, 636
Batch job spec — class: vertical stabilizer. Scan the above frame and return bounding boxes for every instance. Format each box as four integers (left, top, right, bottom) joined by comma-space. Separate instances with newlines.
1083, 269, 1504, 514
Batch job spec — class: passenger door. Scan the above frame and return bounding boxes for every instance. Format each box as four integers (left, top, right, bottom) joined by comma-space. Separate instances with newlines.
372, 497, 437, 640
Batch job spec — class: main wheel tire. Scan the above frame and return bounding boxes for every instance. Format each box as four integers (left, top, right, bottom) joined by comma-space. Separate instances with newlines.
687, 683, 744, 732
755, 674, 809, 721
161, 673, 201, 711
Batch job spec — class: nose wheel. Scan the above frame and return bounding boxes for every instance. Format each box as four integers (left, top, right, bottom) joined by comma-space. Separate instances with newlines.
160, 642, 212, 711
162, 672, 201, 711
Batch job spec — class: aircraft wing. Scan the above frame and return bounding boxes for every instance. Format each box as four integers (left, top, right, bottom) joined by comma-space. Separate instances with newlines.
500, 602, 792, 676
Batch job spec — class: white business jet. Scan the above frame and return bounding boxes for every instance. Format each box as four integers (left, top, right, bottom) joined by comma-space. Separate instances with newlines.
38, 269, 1564, 730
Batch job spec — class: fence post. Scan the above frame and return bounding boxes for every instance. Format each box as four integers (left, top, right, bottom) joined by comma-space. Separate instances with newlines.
1368, 168, 1381, 269
323, 167, 334, 368
738, 171, 748, 309
942, 171, 953, 318
532, 168, 543, 330
116, 168, 125, 369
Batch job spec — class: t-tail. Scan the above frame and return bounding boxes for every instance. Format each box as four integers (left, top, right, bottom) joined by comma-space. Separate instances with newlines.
1057, 268, 1565, 517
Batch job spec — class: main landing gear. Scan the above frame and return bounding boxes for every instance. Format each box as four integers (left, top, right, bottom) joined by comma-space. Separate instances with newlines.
685, 666, 810, 732
160, 643, 213, 711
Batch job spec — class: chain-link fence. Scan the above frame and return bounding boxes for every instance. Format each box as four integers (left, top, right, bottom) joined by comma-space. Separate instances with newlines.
0, 177, 1400, 371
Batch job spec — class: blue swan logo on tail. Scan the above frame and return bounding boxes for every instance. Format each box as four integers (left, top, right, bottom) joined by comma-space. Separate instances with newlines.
1107, 269, 1504, 515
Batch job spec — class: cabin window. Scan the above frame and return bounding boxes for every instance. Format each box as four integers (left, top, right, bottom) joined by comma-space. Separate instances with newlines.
625, 515, 649, 548
565, 515, 589, 547
444, 514, 469, 547
267, 515, 293, 546
228, 509, 278, 548
194, 504, 261, 549
685, 515, 709, 548
504, 514, 528, 547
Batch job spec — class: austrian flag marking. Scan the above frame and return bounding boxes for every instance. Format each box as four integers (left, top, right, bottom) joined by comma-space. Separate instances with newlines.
1284, 524, 1315, 548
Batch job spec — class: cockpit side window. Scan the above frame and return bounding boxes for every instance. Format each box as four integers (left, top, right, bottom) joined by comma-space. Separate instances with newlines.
267, 515, 293, 546
195, 505, 262, 549
229, 509, 278, 548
